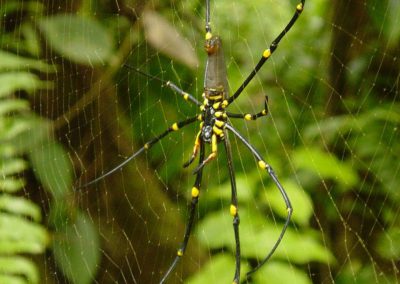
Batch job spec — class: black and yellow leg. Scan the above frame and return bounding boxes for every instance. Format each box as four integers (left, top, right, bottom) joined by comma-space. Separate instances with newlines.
160, 143, 205, 284
226, 0, 305, 106
225, 124, 292, 278
223, 135, 241, 284
184, 131, 202, 168
192, 133, 218, 174
227, 96, 269, 121
77, 116, 198, 189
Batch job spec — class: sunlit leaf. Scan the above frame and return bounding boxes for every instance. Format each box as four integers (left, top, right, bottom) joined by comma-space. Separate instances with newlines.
293, 147, 359, 190
38, 15, 114, 65
196, 208, 334, 264
186, 254, 250, 284
52, 211, 100, 284
0, 178, 25, 193
0, 158, 27, 177
0, 256, 39, 283
253, 261, 312, 284
0, 195, 42, 222
0, 50, 54, 73
29, 141, 73, 199
375, 227, 400, 260
262, 180, 313, 226
0, 99, 30, 116
0, 213, 49, 254
0, 72, 53, 98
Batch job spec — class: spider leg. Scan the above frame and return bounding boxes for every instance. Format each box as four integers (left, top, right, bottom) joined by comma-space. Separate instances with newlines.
77, 116, 199, 189
192, 133, 218, 174
223, 131, 241, 284
225, 124, 292, 277
226, 1, 305, 106
226, 96, 269, 121
183, 131, 201, 168
159, 142, 205, 284
124, 64, 202, 106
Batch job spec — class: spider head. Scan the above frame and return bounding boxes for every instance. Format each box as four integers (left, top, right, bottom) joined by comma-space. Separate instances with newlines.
205, 35, 221, 55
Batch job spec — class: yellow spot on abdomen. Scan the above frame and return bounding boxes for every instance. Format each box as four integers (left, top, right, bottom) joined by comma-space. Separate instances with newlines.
230, 204, 237, 216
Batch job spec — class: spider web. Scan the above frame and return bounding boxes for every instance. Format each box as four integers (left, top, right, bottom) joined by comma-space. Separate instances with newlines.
2, 0, 399, 283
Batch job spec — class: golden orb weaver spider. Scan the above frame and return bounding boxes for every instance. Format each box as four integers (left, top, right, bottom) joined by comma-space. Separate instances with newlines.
79, 0, 305, 283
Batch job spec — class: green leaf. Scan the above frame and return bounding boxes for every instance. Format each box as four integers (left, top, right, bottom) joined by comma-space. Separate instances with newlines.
0, 99, 30, 116
38, 15, 114, 65
253, 261, 312, 284
52, 211, 100, 284
186, 254, 250, 284
293, 147, 359, 190
196, 209, 334, 264
0, 50, 54, 73
0, 158, 28, 177
368, 0, 400, 48
29, 141, 73, 199
0, 72, 53, 98
13, 115, 51, 152
0, 195, 42, 222
262, 180, 313, 226
375, 227, 400, 260
0, 213, 49, 254
0, 178, 26, 193
0, 256, 39, 284
0, 275, 26, 284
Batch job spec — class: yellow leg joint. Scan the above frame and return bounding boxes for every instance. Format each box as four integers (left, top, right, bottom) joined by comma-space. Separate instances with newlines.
244, 114, 252, 121
230, 204, 238, 216
262, 109, 267, 115
263, 48, 271, 58
191, 186, 200, 198
183, 92, 189, 100
144, 143, 150, 149
296, 3, 303, 12
172, 123, 179, 131
258, 160, 267, 169
177, 249, 183, 256
222, 100, 229, 108
205, 32, 212, 40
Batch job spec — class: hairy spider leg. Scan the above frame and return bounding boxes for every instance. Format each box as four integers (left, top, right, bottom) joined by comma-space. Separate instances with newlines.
225, 124, 293, 277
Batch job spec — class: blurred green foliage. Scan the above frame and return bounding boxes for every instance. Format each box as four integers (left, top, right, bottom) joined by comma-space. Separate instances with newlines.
1, 0, 399, 283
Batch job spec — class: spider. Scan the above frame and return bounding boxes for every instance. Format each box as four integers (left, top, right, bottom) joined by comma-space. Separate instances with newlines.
80, 1, 304, 283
